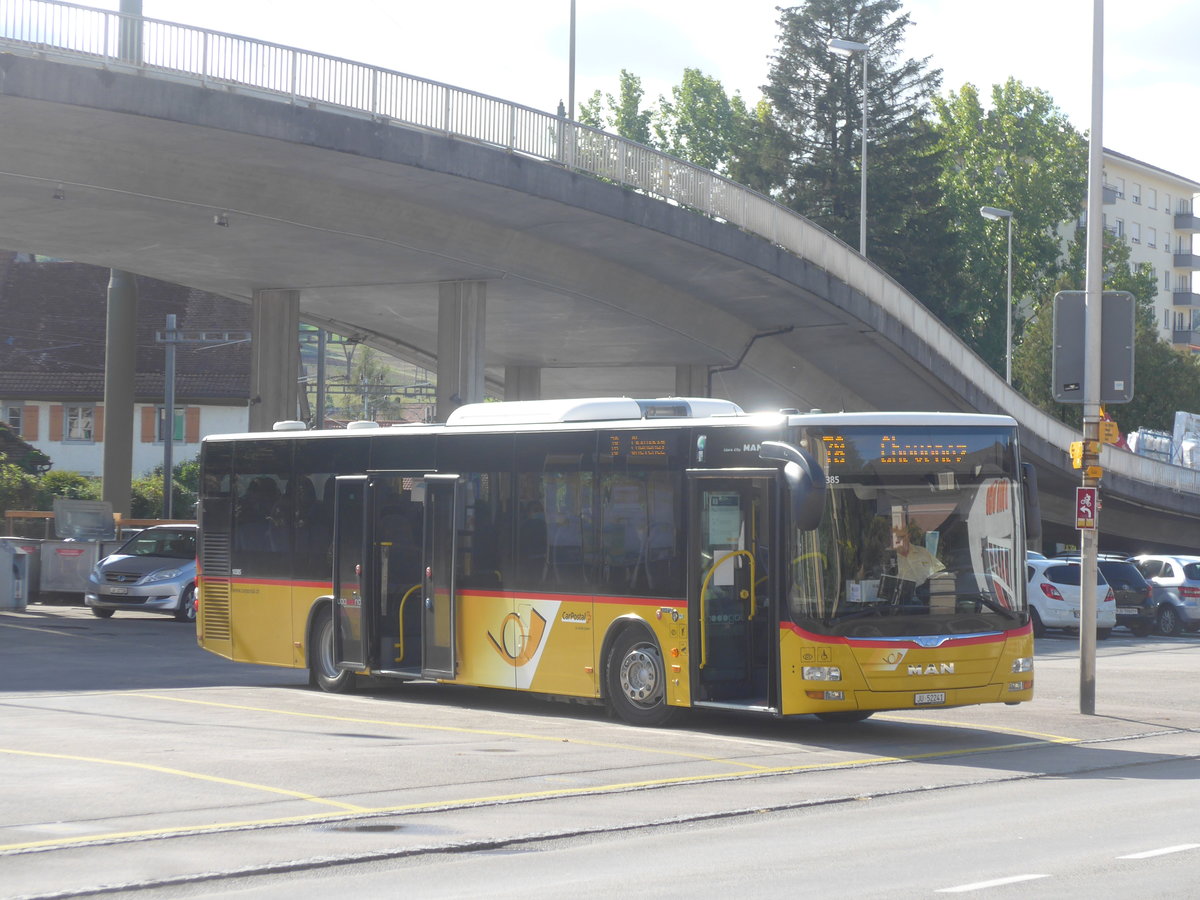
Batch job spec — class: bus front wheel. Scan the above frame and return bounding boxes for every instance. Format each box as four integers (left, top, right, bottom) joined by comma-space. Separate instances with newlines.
309, 606, 356, 694
606, 627, 674, 727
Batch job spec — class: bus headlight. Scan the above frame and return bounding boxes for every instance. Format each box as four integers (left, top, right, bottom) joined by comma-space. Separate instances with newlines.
802, 666, 841, 681
1011, 657, 1033, 673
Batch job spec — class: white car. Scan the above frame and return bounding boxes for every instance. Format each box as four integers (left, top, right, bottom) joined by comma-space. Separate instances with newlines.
1026, 557, 1116, 638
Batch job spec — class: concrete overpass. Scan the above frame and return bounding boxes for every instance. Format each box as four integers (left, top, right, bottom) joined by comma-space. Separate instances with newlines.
0, 1, 1197, 551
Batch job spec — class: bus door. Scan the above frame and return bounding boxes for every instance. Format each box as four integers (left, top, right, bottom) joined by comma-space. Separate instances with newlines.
332, 475, 370, 673
421, 474, 462, 679
688, 470, 778, 712
371, 472, 429, 675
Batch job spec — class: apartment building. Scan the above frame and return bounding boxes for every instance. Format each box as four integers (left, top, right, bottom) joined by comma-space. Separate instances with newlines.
1102, 149, 1200, 352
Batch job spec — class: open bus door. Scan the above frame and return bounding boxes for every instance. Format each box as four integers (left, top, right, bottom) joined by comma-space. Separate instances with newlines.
420, 474, 461, 679
331, 475, 370, 673
688, 469, 778, 713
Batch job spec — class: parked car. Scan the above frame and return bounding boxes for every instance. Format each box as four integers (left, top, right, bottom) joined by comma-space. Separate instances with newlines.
1127, 554, 1200, 636
84, 525, 197, 622
1026, 557, 1116, 638
1056, 555, 1155, 637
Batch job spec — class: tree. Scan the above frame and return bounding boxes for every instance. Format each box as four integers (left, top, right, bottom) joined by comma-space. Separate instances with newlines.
934, 79, 1087, 371
758, 0, 956, 312
1012, 231, 1200, 432
652, 68, 750, 172
578, 70, 653, 145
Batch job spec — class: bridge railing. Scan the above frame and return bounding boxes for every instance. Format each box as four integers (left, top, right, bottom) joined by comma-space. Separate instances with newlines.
3, 0, 1198, 499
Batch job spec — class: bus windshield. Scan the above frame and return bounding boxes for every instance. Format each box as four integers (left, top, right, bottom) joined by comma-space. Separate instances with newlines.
788, 425, 1026, 638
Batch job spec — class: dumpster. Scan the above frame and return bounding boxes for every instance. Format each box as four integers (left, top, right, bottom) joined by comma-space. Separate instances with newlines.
0, 542, 30, 610
0, 537, 40, 598
41, 541, 100, 594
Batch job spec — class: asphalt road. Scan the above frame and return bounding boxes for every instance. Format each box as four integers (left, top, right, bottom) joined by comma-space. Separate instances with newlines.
2, 601, 1198, 899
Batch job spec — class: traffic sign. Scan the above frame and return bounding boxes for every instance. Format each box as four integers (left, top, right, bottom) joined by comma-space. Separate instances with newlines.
1076, 487, 1098, 530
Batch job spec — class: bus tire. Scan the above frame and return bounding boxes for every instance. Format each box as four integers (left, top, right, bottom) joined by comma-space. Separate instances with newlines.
605, 626, 674, 727
816, 711, 874, 723
309, 605, 356, 694
91, 607, 114, 619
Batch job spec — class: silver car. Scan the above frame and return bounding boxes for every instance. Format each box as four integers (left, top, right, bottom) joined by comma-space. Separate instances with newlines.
1128, 554, 1200, 636
84, 525, 197, 622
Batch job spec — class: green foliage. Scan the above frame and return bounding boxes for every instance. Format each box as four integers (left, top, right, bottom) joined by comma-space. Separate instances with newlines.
652, 68, 749, 172
36, 470, 101, 505
758, 0, 956, 310
132, 456, 200, 519
0, 463, 38, 515
933, 79, 1087, 370
579, 70, 653, 145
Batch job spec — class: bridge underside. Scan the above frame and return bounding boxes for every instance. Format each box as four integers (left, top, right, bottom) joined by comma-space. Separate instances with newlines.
0, 54, 1195, 552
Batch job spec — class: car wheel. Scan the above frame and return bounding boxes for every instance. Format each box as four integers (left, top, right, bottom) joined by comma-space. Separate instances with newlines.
1096, 628, 1112, 640
1128, 621, 1152, 638
91, 608, 114, 619
173, 586, 197, 623
605, 627, 674, 727
1030, 608, 1046, 637
308, 605, 356, 693
1156, 604, 1184, 637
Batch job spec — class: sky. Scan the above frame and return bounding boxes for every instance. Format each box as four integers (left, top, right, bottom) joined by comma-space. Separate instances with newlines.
102, 0, 1200, 184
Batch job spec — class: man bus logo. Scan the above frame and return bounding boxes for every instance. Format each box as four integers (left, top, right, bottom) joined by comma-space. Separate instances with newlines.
908, 663, 955, 675
487, 608, 548, 666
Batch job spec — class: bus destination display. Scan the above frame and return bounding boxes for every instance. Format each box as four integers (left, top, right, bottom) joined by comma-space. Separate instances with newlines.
821, 431, 978, 468
605, 433, 672, 461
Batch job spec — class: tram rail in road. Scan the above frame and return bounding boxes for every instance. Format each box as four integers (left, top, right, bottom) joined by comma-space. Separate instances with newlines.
2, 604, 1199, 897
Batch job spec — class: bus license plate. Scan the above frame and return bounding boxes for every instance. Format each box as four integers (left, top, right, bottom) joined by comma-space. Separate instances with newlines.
104, 586, 129, 595
915, 692, 945, 705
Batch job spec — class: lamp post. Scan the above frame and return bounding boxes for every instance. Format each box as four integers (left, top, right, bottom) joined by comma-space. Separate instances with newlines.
980, 206, 1014, 384
827, 37, 869, 257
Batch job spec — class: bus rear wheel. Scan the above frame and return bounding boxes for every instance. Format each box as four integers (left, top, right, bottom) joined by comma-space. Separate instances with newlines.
309, 606, 356, 694
606, 627, 674, 727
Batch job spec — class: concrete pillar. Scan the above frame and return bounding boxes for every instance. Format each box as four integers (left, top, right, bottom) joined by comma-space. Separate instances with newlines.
101, 269, 138, 518
249, 289, 300, 432
436, 281, 486, 421
504, 366, 541, 401
675, 365, 709, 398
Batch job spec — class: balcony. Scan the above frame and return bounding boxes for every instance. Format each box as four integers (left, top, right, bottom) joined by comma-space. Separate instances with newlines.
1175, 252, 1200, 269
1103, 184, 1118, 205
1174, 290, 1200, 307
1172, 329, 1200, 347
1176, 209, 1200, 232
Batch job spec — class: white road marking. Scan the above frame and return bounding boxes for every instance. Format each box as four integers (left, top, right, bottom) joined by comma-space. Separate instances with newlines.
1118, 844, 1200, 859
936, 874, 1051, 893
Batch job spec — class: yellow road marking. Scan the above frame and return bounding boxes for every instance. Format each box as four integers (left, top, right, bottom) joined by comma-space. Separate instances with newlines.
0, 748, 372, 813
0, 692, 1084, 854
0, 737, 1060, 853
134, 693, 779, 771
874, 714, 1078, 743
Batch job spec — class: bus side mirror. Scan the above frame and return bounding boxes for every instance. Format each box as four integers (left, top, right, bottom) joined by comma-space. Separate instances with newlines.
760, 441, 826, 531
1021, 461, 1042, 548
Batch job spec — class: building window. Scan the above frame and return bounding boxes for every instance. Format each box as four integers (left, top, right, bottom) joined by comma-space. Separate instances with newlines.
1130, 222, 1140, 244
1114, 177, 1125, 199
1164, 309, 1172, 330
65, 406, 95, 442
1165, 271, 1172, 291
1131, 183, 1141, 204
1148, 226, 1157, 248
1147, 187, 1157, 210
4, 405, 21, 433
156, 406, 185, 442
1114, 218, 1124, 237
1165, 194, 1171, 215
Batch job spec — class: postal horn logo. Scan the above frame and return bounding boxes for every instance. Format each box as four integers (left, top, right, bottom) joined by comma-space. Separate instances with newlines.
487, 608, 548, 666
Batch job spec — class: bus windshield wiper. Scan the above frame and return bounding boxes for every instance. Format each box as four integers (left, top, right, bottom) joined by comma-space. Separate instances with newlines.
962, 592, 1017, 619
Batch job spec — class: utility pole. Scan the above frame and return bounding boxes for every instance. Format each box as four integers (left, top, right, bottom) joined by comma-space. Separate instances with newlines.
1079, 0, 1105, 715
156, 321, 250, 519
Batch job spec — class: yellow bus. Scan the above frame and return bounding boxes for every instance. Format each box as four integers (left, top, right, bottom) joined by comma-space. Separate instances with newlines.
196, 397, 1037, 725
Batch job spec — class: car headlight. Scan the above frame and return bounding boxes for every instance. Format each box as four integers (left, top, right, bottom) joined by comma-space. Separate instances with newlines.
143, 568, 184, 584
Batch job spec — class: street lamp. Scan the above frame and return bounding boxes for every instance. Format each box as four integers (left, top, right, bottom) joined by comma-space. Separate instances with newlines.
828, 37, 869, 257
980, 206, 1014, 384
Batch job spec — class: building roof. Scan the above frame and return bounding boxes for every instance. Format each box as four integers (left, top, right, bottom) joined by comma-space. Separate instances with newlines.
0, 253, 251, 402
0, 422, 50, 472
1105, 148, 1200, 191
